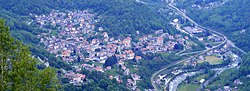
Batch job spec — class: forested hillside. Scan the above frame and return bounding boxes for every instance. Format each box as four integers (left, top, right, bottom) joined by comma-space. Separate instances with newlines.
173, 0, 250, 90
0, 19, 59, 91
203, 52, 250, 91
0, 0, 177, 41
0, 0, 178, 70
0, 0, 180, 90
176, 0, 250, 52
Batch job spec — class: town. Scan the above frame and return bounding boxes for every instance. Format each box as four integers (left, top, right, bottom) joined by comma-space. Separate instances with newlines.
33, 10, 198, 90
150, 1, 245, 89
33, 8, 241, 90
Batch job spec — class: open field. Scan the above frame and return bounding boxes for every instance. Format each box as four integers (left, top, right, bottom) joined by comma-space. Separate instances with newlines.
193, 74, 208, 81
208, 69, 236, 87
177, 84, 199, 91
198, 56, 223, 65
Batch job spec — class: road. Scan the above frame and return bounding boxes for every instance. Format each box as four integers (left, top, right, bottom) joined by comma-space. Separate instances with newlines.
169, 71, 201, 91
203, 53, 242, 87
151, 30, 226, 90
151, 0, 247, 90
167, 0, 246, 55
151, 39, 226, 90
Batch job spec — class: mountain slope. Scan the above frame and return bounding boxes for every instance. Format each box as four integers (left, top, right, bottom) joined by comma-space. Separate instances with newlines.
176, 0, 250, 52
0, 0, 179, 69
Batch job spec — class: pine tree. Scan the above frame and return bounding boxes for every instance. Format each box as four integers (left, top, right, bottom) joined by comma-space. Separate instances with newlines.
0, 19, 60, 91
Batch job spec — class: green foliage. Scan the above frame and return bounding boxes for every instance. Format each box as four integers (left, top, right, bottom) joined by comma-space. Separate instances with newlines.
0, 19, 60, 91
137, 53, 182, 89
89, 0, 176, 37
63, 70, 129, 91
0, 0, 183, 90
174, 43, 184, 50
0, 0, 179, 71
0, 8, 71, 71
206, 52, 250, 90
239, 52, 250, 75
103, 55, 118, 67
177, 0, 250, 52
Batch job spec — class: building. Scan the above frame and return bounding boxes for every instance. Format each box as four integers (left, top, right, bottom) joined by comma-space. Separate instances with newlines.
123, 37, 132, 48
157, 36, 164, 45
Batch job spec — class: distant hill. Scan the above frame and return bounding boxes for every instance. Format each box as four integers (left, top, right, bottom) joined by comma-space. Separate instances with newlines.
0, 0, 179, 69
175, 0, 250, 90
0, 0, 182, 90
176, 0, 250, 52
0, 0, 178, 42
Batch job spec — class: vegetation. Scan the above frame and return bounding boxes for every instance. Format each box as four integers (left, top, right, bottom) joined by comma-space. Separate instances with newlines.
197, 56, 223, 65
0, 0, 189, 89
174, 0, 250, 90
177, 84, 199, 91
0, 19, 60, 91
136, 53, 182, 89
0, 0, 180, 70
63, 70, 129, 91
103, 55, 118, 67
204, 52, 250, 90
176, 0, 250, 52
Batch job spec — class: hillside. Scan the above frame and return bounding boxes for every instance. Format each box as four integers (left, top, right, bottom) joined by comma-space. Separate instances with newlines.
175, 0, 250, 52
0, 0, 184, 90
0, 0, 180, 69
0, 0, 178, 41
2, 0, 250, 90
173, 0, 250, 90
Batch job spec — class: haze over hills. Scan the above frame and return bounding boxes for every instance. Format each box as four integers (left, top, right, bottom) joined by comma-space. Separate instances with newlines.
0, 0, 250, 91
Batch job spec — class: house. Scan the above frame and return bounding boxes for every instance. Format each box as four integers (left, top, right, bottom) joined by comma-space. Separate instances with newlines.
157, 36, 164, 45
155, 29, 164, 35
234, 79, 243, 85
122, 65, 127, 70
199, 79, 205, 84
173, 18, 179, 23
171, 70, 183, 75
128, 53, 135, 60
64, 72, 75, 79
109, 75, 114, 79
62, 50, 71, 57
224, 86, 232, 91
131, 74, 141, 81
72, 74, 86, 85
103, 32, 109, 38
135, 56, 142, 61
123, 69, 130, 75
114, 75, 122, 83
118, 60, 125, 65
158, 74, 166, 80
106, 66, 112, 70
95, 67, 104, 72
123, 37, 132, 47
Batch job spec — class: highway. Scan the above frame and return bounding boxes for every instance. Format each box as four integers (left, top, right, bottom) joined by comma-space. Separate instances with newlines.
151, 0, 247, 90
167, 0, 246, 55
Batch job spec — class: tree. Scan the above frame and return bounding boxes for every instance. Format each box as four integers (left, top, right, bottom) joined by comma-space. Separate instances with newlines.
174, 43, 184, 50
99, 79, 108, 90
0, 19, 60, 91
103, 55, 118, 67
107, 85, 118, 91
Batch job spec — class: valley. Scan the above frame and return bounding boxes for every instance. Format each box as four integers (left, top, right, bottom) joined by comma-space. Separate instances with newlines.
151, 0, 246, 91
0, 0, 250, 91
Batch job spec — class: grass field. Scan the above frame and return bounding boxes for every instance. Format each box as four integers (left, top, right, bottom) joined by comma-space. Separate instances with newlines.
177, 84, 199, 91
208, 68, 236, 86
198, 56, 223, 65
105, 70, 118, 76
193, 74, 208, 81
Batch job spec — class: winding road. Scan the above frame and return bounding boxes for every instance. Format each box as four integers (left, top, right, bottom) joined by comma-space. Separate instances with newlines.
151, 0, 247, 91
